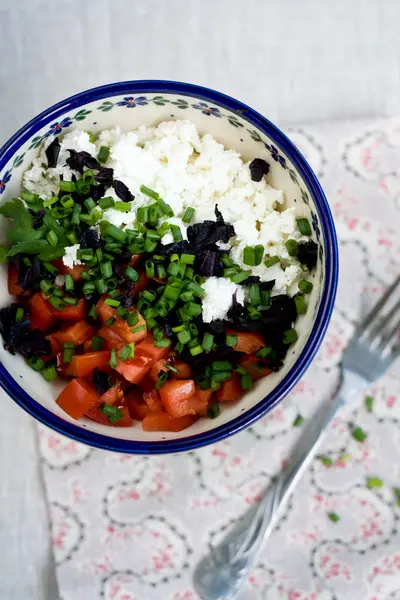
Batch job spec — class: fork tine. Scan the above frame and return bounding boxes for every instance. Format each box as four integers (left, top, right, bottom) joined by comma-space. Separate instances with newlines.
359, 275, 400, 339
379, 315, 400, 355
367, 297, 400, 346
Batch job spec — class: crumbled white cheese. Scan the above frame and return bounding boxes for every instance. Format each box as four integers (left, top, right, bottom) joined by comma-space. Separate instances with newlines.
54, 274, 66, 287
23, 131, 96, 199
62, 244, 82, 269
202, 277, 245, 323
24, 120, 309, 299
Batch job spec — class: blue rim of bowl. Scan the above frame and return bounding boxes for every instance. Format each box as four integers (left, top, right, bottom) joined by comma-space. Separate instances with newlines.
0, 80, 338, 454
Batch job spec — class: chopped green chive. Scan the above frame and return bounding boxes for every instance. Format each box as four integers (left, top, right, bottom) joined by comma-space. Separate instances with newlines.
177, 330, 191, 344
226, 333, 238, 348
207, 402, 220, 419
100, 261, 113, 279
91, 336, 104, 351
285, 239, 299, 257
43, 196, 59, 208
97, 145, 110, 164
145, 261, 155, 278
327, 512, 340, 523
241, 373, 253, 390
46, 230, 58, 246
127, 311, 139, 327
202, 332, 214, 352
318, 455, 333, 467
283, 328, 298, 344
88, 304, 97, 319
156, 371, 169, 389
157, 197, 174, 217
293, 414, 304, 427
190, 345, 203, 356
95, 279, 108, 295
184, 302, 202, 316
182, 207, 195, 223
113, 202, 131, 212
71, 204, 81, 225
297, 218, 312, 236
394, 488, 400, 507
243, 245, 264, 266
212, 371, 232, 383
124, 266, 139, 282
171, 224, 183, 242
140, 184, 159, 200
77, 248, 93, 262
27, 357, 45, 372
265, 255, 280, 267
352, 426, 367, 443
132, 325, 145, 333
63, 344, 75, 363
298, 280, 313, 294
180, 253, 195, 265
15, 307, 24, 322
105, 317, 116, 327
109, 348, 117, 368
231, 271, 250, 284
99, 196, 115, 210
257, 346, 272, 359
42, 365, 57, 382
212, 360, 233, 372
367, 476, 383, 489
105, 298, 120, 307
59, 180, 76, 193
249, 284, 261, 306
84, 198, 96, 212
294, 295, 307, 315
364, 395, 374, 412
118, 344, 135, 361
154, 338, 171, 348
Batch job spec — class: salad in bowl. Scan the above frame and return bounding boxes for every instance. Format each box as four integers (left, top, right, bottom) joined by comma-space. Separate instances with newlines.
0, 81, 337, 453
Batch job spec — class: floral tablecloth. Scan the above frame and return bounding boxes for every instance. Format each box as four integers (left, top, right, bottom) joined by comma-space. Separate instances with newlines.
37, 118, 400, 600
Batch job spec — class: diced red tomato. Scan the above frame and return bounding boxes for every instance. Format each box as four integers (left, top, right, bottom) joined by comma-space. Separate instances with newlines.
56, 378, 100, 419
66, 350, 110, 378
96, 296, 147, 343
100, 384, 124, 405
97, 326, 125, 349
50, 298, 87, 321
226, 330, 265, 354
143, 388, 164, 412
190, 387, 213, 416
46, 332, 62, 355
136, 332, 170, 362
129, 255, 142, 268
150, 358, 168, 382
240, 353, 272, 380
158, 379, 196, 418
217, 372, 242, 402
8, 264, 26, 296
172, 360, 192, 379
85, 404, 132, 427
54, 320, 94, 345
56, 352, 70, 377
115, 355, 153, 384
142, 411, 196, 432
138, 374, 156, 393
125, 388, 152, 420
29, 293, 55, 332
130, 271, 148, 295
53, 260, 88, 281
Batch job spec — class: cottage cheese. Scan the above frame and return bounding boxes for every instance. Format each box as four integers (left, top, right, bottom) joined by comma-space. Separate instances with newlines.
62, 244, 81, 269
202, 278, 245, 323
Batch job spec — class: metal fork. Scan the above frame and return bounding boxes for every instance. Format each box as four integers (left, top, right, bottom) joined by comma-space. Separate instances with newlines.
193, 276, 400, 600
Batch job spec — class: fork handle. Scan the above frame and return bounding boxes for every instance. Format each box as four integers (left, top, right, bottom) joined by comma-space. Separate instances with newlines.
194, 370, 367, 600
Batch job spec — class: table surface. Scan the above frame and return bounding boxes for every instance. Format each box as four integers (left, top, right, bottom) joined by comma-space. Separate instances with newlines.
1, 1, 400, 598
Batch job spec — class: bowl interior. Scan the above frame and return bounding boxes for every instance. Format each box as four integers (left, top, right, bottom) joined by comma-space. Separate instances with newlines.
0, 84, 329, 448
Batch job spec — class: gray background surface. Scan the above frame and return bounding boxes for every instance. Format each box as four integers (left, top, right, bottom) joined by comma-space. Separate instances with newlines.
0, 1, 398, 598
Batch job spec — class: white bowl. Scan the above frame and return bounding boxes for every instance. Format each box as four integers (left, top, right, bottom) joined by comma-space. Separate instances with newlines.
0, 81, 338, 453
